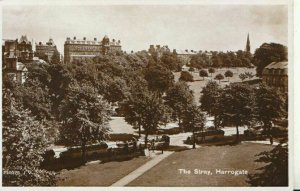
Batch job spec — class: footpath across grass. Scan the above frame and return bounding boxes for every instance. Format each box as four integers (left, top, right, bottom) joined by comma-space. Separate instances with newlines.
127, 143, 274, 187
57, 156, 150, 186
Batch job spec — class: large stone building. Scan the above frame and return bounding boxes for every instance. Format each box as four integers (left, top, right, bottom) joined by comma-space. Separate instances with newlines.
148, 45, 170, 59
174, 49, 197, 65
262, 61, 288, 93
2, 35, 33, 84
35, 38, 58, 63
64, 35, 122, 64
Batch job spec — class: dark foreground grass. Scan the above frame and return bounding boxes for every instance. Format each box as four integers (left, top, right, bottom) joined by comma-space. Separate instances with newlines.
57, 156, 149, 186
127, 143, 274, 187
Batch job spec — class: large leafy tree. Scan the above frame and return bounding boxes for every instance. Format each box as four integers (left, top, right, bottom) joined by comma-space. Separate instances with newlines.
122, 83, 166, 146
219, 83, 255, 142
200, 81, 222, 129
59, 82, 112, 163
255, 83, 286, 144
160, 52, 183, 71
2, 89, 56, 186
139, 91, 166, 146
181, 104, 206, 149
143, 64, 174, 93
253, 43, 287, 77
247, 142, 288, 186
121, 78, 149, 137
164, 81, 194, 129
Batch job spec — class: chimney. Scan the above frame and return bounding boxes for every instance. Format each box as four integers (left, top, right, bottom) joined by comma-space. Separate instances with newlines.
83, 37, 86, 40
94, 38, 97, 41
73, 36, 76, 40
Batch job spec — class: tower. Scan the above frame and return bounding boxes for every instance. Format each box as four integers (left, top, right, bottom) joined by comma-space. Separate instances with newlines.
245, 33, 251, 53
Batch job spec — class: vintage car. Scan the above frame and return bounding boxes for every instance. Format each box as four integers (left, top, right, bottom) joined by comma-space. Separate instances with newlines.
187, 130, 225, 143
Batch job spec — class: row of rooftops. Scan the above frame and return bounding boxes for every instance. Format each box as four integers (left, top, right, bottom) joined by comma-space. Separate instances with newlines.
65, 36, 121, 46
262, 61, 288, 76
3, 35, 121, 47
149, 44, 213, 56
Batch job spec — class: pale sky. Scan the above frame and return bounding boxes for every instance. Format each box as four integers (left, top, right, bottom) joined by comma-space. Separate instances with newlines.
2, 4, 288, 54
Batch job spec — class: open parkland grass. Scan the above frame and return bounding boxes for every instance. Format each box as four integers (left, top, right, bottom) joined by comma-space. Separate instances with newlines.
127, 143, 273, 187
174, 67, 257, 104
57, 156, 150, 186
57, 143, 273, 187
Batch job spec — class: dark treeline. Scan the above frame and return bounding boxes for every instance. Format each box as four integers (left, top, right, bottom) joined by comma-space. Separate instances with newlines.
189, 50, 253, 69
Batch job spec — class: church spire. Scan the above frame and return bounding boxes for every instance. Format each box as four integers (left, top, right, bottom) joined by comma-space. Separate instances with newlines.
246, 33, 251, 53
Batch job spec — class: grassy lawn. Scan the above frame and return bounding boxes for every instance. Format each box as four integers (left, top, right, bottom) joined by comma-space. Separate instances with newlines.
57, 156, 150, 186
127, 143, 273, 187
174, 67, 257, 103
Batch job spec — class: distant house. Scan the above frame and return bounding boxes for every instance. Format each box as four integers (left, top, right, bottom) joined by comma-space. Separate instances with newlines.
2, 36, 33, 84
262, 61, 288, 93
174, 49, 197, 65
3, 61, 28, 84
35, 38, 59, 63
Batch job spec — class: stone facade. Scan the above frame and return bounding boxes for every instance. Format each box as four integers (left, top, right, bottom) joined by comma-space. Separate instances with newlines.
262, 61, 288, 93
174, 49, 197, 65
148, 45, 170, 59
35, 38, 58, 63
2, 36, 32, 84
64, 35, 122, 64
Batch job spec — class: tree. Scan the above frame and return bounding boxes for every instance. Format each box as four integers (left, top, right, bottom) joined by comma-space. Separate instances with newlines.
144, 64, 175, 93
255, 83, 286, 144
2, 89, 56, 186
200, 81, 222, 128
164, 81, 194, 129
247, 142, 288, 186
179, 71, 194, 82
59, 82, 112, 163
253, 43, 287, 77
182, 104, 206, 149
199, 69, 208, 80
208, 68, 215, 77
214, 73, 224, 84
239, 73, 248, 81
245, 72, 254, 79
160, 52, 183, 71
121, 79, 149, 137
51, 50, 61, 64
139, 91, 166, 147
219, 83, 255, 142
224, 70, 233, 81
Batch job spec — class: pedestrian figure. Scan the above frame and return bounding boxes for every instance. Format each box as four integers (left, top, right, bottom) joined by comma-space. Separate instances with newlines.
270, 135, 274, 145
151, 139, 155, 152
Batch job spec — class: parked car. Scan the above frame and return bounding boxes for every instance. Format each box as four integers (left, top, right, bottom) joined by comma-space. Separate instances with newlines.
187, 130, 225, 143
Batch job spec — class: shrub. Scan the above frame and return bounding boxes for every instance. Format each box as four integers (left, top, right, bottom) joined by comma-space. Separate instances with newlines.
214, 73, 224, 83
199, 69, 208, 80
224, 70, 233, 81
179, 71, 194, 82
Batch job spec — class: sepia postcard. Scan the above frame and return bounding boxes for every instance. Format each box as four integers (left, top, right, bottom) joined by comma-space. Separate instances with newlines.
0, 0, 297, 190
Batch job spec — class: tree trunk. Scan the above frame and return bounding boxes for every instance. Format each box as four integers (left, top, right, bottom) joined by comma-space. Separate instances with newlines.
235, 125, 239, 143
145, 131, 148, 149
192, 129, 196, 149
138, 119, 141, 138
82, 139, 87, 163
268, 122, 273, 145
